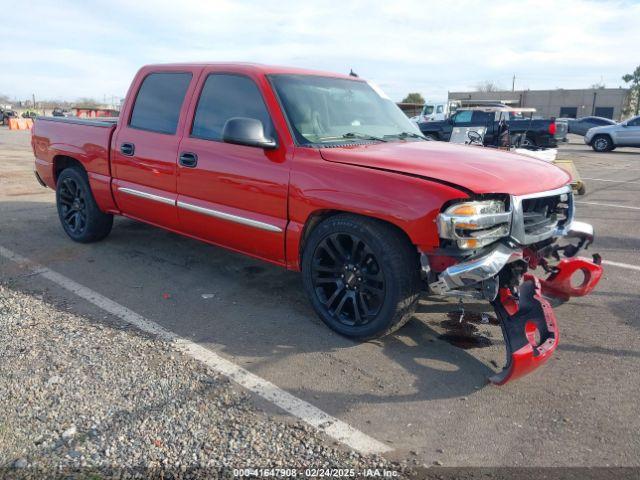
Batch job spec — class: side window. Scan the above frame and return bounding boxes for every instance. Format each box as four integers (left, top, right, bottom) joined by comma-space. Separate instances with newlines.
191, 74, 274, 142
471, 111, 493, 124
627, 117, 640, 127
436, 105, 444, 114
129, 72, 192, 134
453, 110, 472, 124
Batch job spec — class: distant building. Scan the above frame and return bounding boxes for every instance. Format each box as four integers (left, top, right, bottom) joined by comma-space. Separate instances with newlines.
448, 88, 630, 120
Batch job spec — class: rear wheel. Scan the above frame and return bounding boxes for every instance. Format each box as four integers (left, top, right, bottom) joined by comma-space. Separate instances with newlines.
56, 167, 113, 243
302, 214, 421, 340
592, 135, 612, 152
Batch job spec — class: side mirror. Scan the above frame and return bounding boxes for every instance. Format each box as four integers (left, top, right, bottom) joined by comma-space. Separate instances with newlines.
222, 117, 277, 149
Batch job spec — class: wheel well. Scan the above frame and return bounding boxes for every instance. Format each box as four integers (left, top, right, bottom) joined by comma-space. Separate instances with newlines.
590, 133, 613, 148
298, 210, 417, 263
592, 133, 612, 141
53, 155, 85, 184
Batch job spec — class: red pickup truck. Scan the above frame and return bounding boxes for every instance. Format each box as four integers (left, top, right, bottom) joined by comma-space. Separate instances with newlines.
32, 63, 603, 384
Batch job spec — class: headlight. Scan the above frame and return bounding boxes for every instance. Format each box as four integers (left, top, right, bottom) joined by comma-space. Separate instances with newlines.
437, 200, 511, 249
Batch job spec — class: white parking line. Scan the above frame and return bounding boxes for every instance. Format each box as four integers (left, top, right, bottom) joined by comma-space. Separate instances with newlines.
602, 260, 640, 272
582, 177, 640, 185
0, 245, 391, 456
575, 201, 640, 210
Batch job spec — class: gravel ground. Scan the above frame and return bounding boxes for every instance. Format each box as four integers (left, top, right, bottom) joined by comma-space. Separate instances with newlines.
0, 282, 405, 479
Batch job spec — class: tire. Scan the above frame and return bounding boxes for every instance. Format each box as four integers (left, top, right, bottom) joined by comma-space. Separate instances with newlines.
301, 214, 421, 340
591, 135, 612, 152
56, 167, 113, 243
520, 136, 536, 148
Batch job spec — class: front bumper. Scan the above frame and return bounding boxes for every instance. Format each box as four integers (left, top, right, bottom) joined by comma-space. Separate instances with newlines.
427, 220, 602, 385
428, 220, 595, 299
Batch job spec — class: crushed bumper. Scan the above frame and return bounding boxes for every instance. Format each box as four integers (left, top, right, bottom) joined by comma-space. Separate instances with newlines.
427, 220, 603, 385
490, 274, 558, 385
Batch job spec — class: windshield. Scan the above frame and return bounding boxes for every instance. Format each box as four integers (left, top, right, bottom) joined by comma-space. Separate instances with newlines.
422, 105, 434, 115
269, 74, 423, 145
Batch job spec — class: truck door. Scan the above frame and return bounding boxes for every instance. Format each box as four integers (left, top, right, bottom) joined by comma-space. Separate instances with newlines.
111, 69, 199, 230
175, 70, 289, 265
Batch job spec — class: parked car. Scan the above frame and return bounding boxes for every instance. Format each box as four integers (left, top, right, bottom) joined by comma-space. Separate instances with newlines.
52, 108, 71, 117
419, 107, 565, 148
1, 108, 18, 125
21, 110, 38, 119
31, 63, 602, 384
566, 116, 617, 136
584, 115, 640, 152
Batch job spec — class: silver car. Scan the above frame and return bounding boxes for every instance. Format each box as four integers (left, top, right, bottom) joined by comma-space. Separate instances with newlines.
584, 115, 640, 152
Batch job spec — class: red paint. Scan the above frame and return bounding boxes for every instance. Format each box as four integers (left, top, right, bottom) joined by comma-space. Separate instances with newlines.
490, 274, 559, 385
541, 257, 604, 301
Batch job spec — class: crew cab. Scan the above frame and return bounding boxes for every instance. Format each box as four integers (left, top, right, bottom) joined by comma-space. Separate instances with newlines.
32, 63, 602, 384
419, 107, 564, 148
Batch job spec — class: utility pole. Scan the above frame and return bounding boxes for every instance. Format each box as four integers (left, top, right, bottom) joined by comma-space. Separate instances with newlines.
512, 74, 516, 92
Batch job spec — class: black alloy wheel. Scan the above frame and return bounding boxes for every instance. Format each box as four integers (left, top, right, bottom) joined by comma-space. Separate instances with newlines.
58, 176, 88, 236
55, 167, 113, 243
311, 232, 385, 327
302, 214, 421, 340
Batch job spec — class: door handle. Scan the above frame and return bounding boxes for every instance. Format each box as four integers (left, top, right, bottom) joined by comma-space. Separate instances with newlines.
179, 152, 198, 168
120, 143, 135, 156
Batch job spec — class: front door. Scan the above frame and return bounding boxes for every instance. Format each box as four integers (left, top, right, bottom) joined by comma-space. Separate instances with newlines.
112, 69, 198, 230
176, 70, 289, 265
617, 117, 640, 146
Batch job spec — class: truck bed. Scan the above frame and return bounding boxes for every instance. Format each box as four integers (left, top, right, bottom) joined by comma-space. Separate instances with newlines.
31, 116, 119, 213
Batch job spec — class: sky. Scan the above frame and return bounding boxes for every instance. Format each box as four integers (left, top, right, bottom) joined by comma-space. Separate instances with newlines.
1, 0, 639, 104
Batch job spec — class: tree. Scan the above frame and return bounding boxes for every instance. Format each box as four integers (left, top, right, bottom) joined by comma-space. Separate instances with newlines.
74, 97, 101, 108
401, 92, 425, 104
622, 65, 640, 116
475, 81, 503, 93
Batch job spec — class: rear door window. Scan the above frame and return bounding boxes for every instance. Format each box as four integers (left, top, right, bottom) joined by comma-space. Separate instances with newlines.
471, 111, 493, 124
191, 74, 274, 142
129, 72, 192, 134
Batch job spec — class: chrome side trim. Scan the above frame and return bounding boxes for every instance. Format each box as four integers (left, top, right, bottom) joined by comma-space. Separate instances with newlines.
118, 187, 175, 206
429, 243, 523, 295
177, 201, 283, 233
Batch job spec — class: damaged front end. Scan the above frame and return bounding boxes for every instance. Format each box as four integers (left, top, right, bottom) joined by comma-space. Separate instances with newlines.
425, 186, 603, 385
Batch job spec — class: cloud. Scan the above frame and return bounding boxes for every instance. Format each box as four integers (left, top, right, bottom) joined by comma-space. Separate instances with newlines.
1, 0, 638, 102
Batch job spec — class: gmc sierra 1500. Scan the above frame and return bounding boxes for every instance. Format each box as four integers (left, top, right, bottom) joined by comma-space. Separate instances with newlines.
32, 63, 603, 384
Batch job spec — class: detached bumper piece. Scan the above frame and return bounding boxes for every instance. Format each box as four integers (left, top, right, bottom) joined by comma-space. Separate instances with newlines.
541, 255, 603, 301
490, 274, 558, 385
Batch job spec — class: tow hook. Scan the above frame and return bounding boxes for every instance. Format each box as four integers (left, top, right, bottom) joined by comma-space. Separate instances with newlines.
490, 274, 558, 385
541, 254, 603, 301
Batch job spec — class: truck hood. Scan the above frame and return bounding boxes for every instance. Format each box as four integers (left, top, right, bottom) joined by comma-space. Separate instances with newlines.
319, 141, 571, 196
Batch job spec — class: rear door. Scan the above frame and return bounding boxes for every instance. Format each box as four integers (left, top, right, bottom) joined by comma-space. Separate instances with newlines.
176, 69, 289, 264
112, 68, 199, 230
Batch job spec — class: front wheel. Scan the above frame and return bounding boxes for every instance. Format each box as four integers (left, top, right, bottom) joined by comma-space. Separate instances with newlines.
301, 214, 421, 340
56, 167, 113, 243
591, 135, 612, 152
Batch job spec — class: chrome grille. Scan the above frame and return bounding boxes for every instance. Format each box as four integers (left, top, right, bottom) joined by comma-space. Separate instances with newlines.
510, 186, 574, 244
